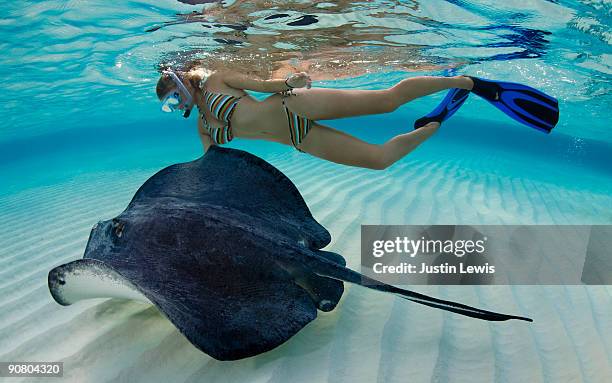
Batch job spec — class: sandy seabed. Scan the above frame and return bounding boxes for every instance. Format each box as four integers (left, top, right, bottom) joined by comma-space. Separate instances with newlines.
1, 148, 611, 383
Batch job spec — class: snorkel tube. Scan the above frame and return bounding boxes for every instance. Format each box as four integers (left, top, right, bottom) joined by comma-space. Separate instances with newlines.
162, 70, 194, 118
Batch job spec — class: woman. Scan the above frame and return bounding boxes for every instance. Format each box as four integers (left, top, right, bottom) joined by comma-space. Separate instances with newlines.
156, 65, 479, 170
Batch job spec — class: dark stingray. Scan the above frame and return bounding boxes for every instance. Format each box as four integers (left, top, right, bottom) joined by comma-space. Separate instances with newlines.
48, 146, 531, 361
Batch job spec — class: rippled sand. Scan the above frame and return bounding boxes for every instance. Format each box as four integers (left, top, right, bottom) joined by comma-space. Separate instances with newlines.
1, 145, 610, 383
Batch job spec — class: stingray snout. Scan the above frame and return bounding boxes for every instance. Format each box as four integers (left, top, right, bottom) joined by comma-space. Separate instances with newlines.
48, 267, 70, 305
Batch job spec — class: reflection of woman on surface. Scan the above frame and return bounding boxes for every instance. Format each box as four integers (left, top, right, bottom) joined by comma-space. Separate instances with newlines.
156, 64, 474, 170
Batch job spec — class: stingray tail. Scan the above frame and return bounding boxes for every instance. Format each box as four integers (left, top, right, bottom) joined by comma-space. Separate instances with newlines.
309, 256, 532, 322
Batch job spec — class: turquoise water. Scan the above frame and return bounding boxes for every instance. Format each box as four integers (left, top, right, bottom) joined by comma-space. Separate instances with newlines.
1, 0, 611, 199
1, 1, 611, 381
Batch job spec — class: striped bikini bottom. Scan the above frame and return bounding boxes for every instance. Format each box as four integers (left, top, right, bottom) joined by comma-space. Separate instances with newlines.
281, 96, 313, 152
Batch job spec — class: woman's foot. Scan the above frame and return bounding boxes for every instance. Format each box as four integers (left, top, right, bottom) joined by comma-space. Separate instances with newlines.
423, 121, 441, 130
461, 75, 474, 90
450, 75, 474, 90
414, 88, 470, 129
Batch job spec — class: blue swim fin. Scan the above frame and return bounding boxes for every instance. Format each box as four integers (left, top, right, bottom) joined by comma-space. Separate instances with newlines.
414, 88, 470, 129
469, 77, 559, 133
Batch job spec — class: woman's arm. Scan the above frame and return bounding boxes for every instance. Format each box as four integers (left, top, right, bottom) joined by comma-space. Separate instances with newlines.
222, 70, 310, 93
222, 70, 290, 93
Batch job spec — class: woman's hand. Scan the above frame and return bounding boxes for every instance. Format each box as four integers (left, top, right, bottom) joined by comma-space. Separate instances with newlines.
286, 72, 312, 89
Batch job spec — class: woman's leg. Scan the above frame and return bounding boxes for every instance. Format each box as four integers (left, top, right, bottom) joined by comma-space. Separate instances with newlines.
389, 75, 473, 106
283, 75, 473, 121
379, 122, 441, 167
298, 121, 440, 170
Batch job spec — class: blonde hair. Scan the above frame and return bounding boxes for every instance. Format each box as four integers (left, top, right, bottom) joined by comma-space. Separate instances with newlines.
155, 62, 213, 100
185, 66, 212, 89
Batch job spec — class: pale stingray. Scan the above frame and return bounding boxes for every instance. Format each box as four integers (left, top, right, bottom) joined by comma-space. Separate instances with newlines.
48, 146, 531, 361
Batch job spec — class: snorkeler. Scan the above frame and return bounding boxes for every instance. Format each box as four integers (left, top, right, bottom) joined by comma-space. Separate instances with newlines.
156, 66, 559, 170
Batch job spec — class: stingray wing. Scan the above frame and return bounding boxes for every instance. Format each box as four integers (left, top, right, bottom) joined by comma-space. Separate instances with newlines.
47, 258, 317, 361
150, 278, 317, 361
125, 146, 331, 249
69, 211, 322, 361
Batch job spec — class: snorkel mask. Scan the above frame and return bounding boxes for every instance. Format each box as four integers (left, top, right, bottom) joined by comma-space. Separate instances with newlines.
160, 70, 194, 118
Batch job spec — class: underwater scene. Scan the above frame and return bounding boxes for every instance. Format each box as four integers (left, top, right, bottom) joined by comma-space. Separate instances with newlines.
1, 0, 610, 382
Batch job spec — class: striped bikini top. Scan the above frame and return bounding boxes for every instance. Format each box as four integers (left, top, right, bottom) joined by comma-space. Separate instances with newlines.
200, 90, 243, 145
